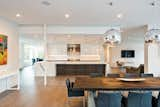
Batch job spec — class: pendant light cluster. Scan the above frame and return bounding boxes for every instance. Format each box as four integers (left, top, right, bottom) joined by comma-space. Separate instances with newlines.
104, 29, 121, 45
145, 29, 160, 43
145, 0, 160, 44
104, 0, 160, 45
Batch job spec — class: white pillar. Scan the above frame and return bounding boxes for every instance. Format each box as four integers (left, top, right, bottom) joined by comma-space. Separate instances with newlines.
145, 43, 160, 77
103, 44, 111, 76
43, 24, 47, 86
43, 24, 48, 60
144, 43, 149, 73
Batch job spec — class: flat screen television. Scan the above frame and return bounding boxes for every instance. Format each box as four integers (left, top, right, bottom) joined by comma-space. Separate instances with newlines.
121, 50, 135, 58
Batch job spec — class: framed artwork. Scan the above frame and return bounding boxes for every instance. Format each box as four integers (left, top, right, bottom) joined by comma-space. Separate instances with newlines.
0, 34, 7, 65
67, 44, 80, 55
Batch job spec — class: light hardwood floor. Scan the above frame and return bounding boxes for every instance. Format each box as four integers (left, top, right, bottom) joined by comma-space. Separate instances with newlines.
0, 67, 84, 107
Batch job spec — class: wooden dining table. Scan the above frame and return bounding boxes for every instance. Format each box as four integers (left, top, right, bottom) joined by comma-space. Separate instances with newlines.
73, 77, 160, 107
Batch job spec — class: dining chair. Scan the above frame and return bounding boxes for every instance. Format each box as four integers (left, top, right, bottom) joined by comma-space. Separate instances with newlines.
99, 73, 120, 94
153, 96, 158, 107
140, 73, 153, 78
124, 73, 140, 78
157, 94, 160, 107
127, 92, 152, 107
90, 73, 104, 77
66, 78, 85, 107
107, 73, 120, 78
95, 92, 122, 107
122, 73, 143, 107
140, 73, 159, 107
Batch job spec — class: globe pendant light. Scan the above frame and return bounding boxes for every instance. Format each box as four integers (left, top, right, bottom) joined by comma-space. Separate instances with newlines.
145, 0, 160, 43
104, 29, 121, 45
145, 29, 160, 43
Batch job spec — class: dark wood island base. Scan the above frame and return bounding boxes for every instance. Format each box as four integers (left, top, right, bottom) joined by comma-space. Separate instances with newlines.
56, 64, 106, 75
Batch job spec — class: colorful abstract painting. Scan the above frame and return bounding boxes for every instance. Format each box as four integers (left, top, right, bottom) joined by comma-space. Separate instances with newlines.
0, 34, 7, 65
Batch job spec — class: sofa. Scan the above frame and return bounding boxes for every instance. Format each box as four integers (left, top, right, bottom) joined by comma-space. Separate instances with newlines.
125, 64, 144, 74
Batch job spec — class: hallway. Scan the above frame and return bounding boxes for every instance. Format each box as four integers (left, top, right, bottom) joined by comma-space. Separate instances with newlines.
0, 67, 83, 107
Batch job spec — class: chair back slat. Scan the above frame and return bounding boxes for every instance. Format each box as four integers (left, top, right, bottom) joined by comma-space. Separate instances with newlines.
90, 73, 103, 77
107, 73, 120, 78
140, 73, 153, 78
124, 73, 140, 78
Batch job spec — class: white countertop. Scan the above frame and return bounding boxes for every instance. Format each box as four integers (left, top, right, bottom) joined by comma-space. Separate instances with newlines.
34, 60, 108, 77
0, 71, 18, 79
36, 60, 107, 64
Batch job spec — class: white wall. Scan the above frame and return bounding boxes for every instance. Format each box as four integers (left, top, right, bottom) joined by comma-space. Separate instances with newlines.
0, 17, 19, 72
144, 24, 160, 76
0, 17, 19, 93
109, 26, 147, 67
19, 25, 120, 63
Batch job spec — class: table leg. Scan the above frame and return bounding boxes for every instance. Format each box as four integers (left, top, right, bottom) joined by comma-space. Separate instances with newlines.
39, 63, 47, 86
88, 91, 96, 107
44, 70, 47, 86
17, 72, 20, 90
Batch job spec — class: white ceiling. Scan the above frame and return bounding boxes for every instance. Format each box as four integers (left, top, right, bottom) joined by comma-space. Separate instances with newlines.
0, 0, 160, 27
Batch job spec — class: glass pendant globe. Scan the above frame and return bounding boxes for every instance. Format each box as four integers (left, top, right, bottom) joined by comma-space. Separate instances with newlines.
104, 29, 121, 45
145, 29, 160, 43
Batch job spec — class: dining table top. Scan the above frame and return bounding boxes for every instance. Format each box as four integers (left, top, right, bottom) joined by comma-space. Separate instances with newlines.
73, 77, 160, 91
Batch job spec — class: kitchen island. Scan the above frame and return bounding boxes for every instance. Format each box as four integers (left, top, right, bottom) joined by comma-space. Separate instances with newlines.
33, 60, 108, 76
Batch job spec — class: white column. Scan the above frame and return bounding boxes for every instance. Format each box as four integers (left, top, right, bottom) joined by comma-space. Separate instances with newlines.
43, 24, 47, 86
144, 43, 149, 73
106, 46, 111, 75
145, 43, 160, 77
103, 44, 111, 76
43, 24, 48, 60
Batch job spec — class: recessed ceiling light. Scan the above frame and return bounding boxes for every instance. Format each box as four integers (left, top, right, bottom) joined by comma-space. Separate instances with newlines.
42, 1, 51, 6
16, 13, 21, 18
105, 2, 113, 6
65, 14, 70, 19
150, 2, 156, 6
109, 2, 113, 6
117, 13, 123, 19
